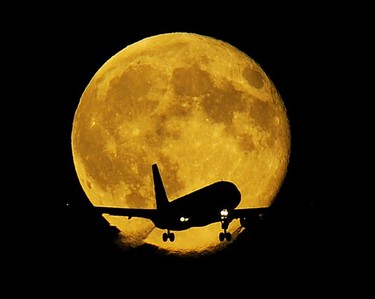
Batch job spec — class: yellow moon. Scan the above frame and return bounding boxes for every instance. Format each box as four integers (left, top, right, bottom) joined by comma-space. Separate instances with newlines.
71, 32, 290, 255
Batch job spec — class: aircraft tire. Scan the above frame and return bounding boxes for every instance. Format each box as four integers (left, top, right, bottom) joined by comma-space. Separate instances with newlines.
219, 232, 225, 242
169, 233, 175, 242
225, 232, 232, 241
162, 232, 168, 242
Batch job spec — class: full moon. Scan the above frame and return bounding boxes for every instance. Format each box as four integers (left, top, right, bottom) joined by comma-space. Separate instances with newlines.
71, 32, 291, 255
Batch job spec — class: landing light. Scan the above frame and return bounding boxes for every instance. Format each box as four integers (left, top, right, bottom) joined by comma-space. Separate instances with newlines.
180, 216, 189, 222
220, 209, 229, 217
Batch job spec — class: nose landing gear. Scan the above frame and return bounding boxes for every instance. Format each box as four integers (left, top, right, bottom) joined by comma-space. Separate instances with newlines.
219, 215, 232, 242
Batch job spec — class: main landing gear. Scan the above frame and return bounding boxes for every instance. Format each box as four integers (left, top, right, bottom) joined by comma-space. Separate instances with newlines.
162, 229, 175, 242
219, 217, 232, 242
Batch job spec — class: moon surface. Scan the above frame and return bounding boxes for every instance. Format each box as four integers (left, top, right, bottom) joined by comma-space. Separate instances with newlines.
71, 32, 291, 255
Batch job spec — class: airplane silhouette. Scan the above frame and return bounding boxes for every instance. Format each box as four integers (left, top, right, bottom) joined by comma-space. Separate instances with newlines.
94, 163, 269, 242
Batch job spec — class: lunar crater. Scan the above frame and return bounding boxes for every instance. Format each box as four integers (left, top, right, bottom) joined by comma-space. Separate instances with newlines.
172, 64, 213, 97
243, 66, 264, 89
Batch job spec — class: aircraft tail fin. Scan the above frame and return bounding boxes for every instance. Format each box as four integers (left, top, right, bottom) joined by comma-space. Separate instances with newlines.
152, 163, 169, 209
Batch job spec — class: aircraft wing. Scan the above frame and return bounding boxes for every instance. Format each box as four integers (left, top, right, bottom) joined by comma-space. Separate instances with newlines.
231, 207, 270, 227
232, 207, 269, 218
94, 206, 157, 220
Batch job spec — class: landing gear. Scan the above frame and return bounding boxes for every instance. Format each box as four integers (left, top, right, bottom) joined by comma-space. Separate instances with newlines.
162, 230, 175, 242
219, 231, 232, 242
219, 216, 232, 241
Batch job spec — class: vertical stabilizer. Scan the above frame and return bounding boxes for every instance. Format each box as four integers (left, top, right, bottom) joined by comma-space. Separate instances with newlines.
152, 163, 169, 209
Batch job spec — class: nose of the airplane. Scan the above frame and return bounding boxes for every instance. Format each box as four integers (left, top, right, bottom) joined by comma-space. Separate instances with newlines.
222, 181, 241, 208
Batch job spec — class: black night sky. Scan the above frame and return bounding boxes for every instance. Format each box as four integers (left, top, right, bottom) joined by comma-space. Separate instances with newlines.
16, 5, 368, 294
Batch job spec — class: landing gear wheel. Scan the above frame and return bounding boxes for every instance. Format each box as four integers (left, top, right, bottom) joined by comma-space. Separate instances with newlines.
169, 233, 175, 242
162, 231, 175, 242
219, 231, 232, 242
219, 232, 225, 242
225, 232, 232, 241
162, 232, 169, 242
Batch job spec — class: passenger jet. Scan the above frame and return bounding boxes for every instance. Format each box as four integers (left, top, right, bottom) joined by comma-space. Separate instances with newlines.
94, 163, 269, 242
